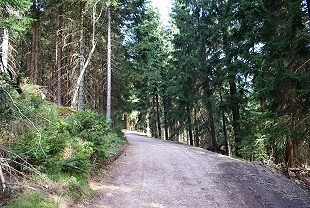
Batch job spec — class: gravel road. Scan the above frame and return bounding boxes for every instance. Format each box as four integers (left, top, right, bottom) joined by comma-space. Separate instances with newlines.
77, 131, 310, 208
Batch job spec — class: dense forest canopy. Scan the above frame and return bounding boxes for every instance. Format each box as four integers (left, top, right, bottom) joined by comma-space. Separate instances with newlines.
0, 0, 309, 175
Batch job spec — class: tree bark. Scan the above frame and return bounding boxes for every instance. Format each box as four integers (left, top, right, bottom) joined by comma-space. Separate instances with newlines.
201, 41, 219, 151
194, 108, 199, 147
77, 3, 85, 111
205, 76, 219, 152
146, 112, 151, 137
187, 105, 194, 146
156, 93, 162, 139
220, 92, 229, 156
106, 4, 112, 121
285, 139, 295, 168
30, 0, 40, 83
163, 97, 169, 140
0, 28, 9, 74
56, 7, 63, 106
0, 163, 5, 192
229, 79, 241, 156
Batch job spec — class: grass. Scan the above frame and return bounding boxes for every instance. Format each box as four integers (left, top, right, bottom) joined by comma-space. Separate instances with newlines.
3, 192, 57, 208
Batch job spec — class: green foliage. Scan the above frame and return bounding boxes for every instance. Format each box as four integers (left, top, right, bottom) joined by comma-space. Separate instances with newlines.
65, 176, 94, 201
121, 0, 309, 167
0, 83, 127, 206
0, 0, 33, 34
67, 109, 110, 136
0, 84, 125, 175
60, 138, 94, 174
4, 192, 57, 208
66, 109, 124, 168
122, 3, 172, 138
0, 83, 126, 183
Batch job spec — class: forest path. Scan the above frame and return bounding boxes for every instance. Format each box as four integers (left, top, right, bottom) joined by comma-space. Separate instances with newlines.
77, 131, 310, 208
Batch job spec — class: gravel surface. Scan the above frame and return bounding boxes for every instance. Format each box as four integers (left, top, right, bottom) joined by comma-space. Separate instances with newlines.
77, 131, 310, 208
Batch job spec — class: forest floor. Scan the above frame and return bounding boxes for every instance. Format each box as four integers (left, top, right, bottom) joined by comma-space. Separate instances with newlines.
76, 131, 310, 208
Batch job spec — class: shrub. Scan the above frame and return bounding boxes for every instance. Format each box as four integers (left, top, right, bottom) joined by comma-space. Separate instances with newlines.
60, 138, 94, 174
65, 176, 94, 201
1, 84, 126, 206
67, 109, 110, 136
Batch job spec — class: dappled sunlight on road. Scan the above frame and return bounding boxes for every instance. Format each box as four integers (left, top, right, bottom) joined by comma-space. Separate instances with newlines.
77, 132, 310, 208
89, 181, 134, 194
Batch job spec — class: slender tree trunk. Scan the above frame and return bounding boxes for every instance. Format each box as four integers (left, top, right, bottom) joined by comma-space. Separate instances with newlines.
63, 35, 72, 106
77, 3, 85, 111
187, 105, 194, 146
205, 76, 219, 152
71, 3, 97, 109
285, 112, 297, 168
201, 41, 218, 151
146, 112, 151, 137
0, 28, 9, 74
30, 0, 40, 83
193, 108, 199, 147
163, 97, 169, 140
150, 96, 157, 137
100, 57, 106, 113
229, 79, 241, 156
106, 4, 112, 121
155, 94, 162, 139
56, 7, 63, 106
220, 92, 229, 155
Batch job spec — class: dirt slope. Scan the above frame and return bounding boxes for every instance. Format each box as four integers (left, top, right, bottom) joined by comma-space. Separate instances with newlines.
77, 132, 310, 208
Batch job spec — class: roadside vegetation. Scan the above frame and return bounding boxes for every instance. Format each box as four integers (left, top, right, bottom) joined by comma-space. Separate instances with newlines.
0, 84, 126, 207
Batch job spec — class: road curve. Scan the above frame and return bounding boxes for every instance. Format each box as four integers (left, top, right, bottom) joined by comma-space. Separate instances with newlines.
77, 132, 310, 208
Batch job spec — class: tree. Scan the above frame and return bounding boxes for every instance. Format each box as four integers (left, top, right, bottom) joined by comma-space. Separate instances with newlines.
0, 0, 31, 74
255, 0, 310, 167
122, 3, 169, 138
0, 0, 31, 192
106, 0, 112, 121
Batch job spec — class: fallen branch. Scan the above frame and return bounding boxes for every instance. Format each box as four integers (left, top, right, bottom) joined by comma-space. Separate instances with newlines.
0, 163, 6, 192
5, 182, 37, 191
288, 168, 310, 172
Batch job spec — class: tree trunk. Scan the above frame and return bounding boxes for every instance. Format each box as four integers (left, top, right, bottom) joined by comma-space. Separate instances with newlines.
0, 163, 5, 191
187, 105, 194, 146
106, 4, 112, 121
150, 96, 158, 137
30, 0, 40, 83
0, 28, 9, 74
220, 92, 229, 156
163, 97, 169, 140
194, 108, 199, 147
229, 79, 241, 156
56, 7, 63, 106
156, 93, 162, 139
205, 76, 219, 152
201, 41, 218, 151
285, 139, 295, 168
146, 112, 151, 137
77, 3, 85, 111
71, 1, 99, 109
63, 34, 72, 106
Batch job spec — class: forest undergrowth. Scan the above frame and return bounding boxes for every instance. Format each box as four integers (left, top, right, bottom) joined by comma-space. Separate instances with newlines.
0, 84, 126, 207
